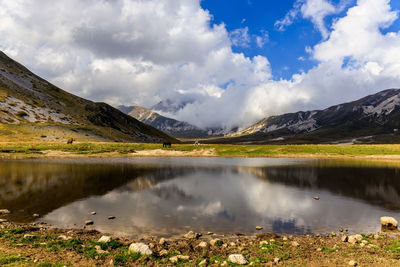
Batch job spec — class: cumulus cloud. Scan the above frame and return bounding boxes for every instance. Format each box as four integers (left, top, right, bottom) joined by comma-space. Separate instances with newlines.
0, 0, 400, 131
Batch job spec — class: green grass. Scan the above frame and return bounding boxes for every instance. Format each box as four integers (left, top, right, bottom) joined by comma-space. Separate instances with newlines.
2, 142, 400, 160
0, 254, 25, 265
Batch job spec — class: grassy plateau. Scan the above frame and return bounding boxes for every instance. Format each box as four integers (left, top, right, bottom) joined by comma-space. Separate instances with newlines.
1, 142, 400, 160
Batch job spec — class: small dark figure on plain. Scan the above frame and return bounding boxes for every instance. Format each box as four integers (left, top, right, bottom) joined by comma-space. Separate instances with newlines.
67, 138, 74, 144
163, 141, 172, 148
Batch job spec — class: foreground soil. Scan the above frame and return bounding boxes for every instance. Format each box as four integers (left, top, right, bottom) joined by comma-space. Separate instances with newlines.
0, 221, 399, 266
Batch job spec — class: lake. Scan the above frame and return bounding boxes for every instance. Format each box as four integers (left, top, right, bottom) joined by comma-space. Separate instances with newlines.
0, 157, 399, 238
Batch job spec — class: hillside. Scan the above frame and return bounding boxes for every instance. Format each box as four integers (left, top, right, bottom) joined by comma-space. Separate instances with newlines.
118, 105, 210, 139
209, 89, 400, 144
0, 51, 176, 143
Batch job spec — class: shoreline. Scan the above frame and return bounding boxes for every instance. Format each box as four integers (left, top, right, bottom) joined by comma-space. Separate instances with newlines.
0, 221, 399, 266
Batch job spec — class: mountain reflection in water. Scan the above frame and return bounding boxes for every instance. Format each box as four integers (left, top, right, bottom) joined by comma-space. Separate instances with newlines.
0, 158, 399, 237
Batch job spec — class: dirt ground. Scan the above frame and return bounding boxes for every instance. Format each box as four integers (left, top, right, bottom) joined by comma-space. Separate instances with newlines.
0, 221, 399, 266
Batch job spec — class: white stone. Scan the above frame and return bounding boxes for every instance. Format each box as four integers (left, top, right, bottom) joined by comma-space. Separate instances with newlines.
159, 238, 166, 245
348, 234, 363, 244
199, 259, 207, 265
198, 241, 208, 248
341, 235, 348, 242
184, 231, 200, 239
129, 243, 153, 255
0, 209, 10, 215
380, 216, 398, 229
348, 260, 358, 266
98, 236, 112, 243
291, 241, 300, 247
210, 239, 222, 246
228, 254, 248, 265
58, 235, 72, 241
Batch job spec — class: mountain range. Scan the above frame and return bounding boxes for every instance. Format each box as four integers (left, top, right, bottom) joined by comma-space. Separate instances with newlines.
0, 51, 176, 143
118, 105, 210, 139
213, 88, 400, 144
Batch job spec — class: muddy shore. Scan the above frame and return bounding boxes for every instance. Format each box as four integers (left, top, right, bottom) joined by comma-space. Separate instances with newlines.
0, 220, 399, 266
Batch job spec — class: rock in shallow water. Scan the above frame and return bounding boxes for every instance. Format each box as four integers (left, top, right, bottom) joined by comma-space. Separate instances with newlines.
380, 216, 398, 229
228, 254, 248, 265
84, 220, 94, 225
129, 243, 152, 255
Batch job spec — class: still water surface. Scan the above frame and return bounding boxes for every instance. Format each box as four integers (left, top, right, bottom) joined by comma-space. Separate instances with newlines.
0, 157, 399, 237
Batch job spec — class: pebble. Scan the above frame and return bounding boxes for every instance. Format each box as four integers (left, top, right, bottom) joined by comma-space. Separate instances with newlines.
228, 254, 248, 265
347, 234, 363, 244
341, 235, 348, 242
207, 232, 214, 235
0, 209, 10, 215
183, 231, 201, 239
90, 211, 96, 215
282, 236, 288, 241
210, 239, 222, 246
33, 214, 40, 218
84, 220, 94, 225
95, 245, 108, 254
274, 257, 280, 263
348, 260, 358, 266
159, 238, 166, 245
159, 249, 168, 256
23, 234, 35, 239
58, 235, 72, 241
291, 241, 300, 247
169, 255, 189, 263
331, 232, 336, 237
198, 241, 208, 248
313, 196, 320, 200
98, 236, 112, 243
260, 240, 268, 246
129, 243, 152, 255
199, 259, 207, 265
255, 226, 263, 230
316, 248, 322, 252
108, 216, 116, 220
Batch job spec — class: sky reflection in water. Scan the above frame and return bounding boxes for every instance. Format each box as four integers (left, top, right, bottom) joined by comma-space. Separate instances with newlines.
0, 157, 399, 237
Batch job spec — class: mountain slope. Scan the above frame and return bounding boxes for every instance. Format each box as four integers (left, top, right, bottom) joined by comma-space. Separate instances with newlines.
211, 89, 400, 144
0, 51, 176, 143
118, 105, 210, 139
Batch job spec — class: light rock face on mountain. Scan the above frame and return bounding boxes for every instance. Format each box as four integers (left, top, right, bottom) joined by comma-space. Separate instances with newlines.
119, 105, 211, 139
223, 89, 400, 144
0, 50, 176, 143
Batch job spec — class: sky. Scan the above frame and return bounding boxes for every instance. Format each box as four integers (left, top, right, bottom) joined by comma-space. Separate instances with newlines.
1, 0, 400, 130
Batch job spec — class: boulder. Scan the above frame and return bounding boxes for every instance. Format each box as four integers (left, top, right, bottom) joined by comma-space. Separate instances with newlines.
129, 243, 153, 255
255, 226, 263, 230
228, 254, 248, 265
380, 216, 398, 230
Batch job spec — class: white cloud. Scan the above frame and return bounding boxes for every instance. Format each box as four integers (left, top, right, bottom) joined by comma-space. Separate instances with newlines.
255, 31, 269, 48
275, 0, 352, 39
229, 27, 251, 48
0, 0, 400, 131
